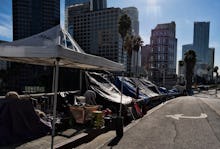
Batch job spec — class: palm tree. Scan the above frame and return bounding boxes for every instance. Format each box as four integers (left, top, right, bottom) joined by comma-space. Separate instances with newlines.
184, 50, 196, 95
124, 34, 133, 57
123, 35, 133, 74
214, 66, 219, 78
123, 35, 143, 75
213, 66, 219, 94
118, 14, 131, 63
132, 35, 143, 75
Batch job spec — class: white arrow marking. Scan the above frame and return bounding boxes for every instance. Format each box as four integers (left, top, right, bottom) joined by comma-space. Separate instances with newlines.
166, 113, 207, 120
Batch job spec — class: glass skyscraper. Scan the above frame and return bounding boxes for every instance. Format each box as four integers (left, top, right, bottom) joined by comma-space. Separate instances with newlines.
193, 22, 210, 63
13, 0, 60, 40
10, 0, 60, 93
65, 0, 89, 8
181, 22, 215, 80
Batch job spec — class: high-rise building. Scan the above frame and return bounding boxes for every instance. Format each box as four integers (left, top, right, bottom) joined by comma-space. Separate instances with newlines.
65, 0, 89, 7
193, 22, 210, 63
13, 0, 60, 40
141, 44, 152, 70
92, 0, 107, 11
68, 6, 127, 68
122, 7, 140, 73
181, 22, 214, 81
122, 7, 139, 36
148, 22, 177, 88
65, 0, 106, 10
65, 0, 107, 30
10, 0, 60, 93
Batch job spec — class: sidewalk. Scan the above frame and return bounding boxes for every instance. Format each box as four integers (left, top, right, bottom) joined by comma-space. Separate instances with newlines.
1, 99, 170, 149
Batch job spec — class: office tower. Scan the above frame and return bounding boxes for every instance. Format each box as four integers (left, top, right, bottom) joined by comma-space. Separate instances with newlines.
182, 44, 193, 60
10, 0, 60, 93
92, 0, 107, 11
193, 22, 210, 63
122, 7, 139, 36
182, 22, 214, 81
65, 0, 107, 30
13, 0, 60, 40
148, 22, 177, 87
65, 0, 89, 7
68, 6, 127, 68
141, 44, 152, 70
122, 7, 140, 73
65, 0, 106, 10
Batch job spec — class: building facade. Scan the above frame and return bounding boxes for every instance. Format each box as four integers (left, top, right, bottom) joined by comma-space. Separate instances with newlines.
10, 0, 60, 93
122, 7, 140, 74
13, 0, 60, 40
148, 22, 177, 88
68, 6, 127, 68
65, 0, 107, 30
122, 7, 139, 36
193, 22, 210, 63
181, 22, 215, 82
141, 45, 152, 71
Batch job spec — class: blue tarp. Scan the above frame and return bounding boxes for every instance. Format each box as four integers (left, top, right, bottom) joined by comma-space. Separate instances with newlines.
114, 77, 150, 103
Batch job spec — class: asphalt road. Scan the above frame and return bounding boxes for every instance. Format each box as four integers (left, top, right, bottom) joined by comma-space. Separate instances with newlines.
101, 94, 220, 149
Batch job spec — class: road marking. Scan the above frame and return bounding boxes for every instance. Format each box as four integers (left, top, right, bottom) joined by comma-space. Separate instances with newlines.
166, 113, 207, 120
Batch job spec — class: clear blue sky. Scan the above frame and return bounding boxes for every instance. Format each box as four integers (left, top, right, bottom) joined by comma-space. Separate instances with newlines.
0, 0, 220, 69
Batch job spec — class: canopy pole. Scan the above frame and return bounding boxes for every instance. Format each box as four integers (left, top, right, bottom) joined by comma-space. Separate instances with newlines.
51, 66, 56, 111
80, 70, 83, 94
119, 72, 124, 117
51, 58, 59, 149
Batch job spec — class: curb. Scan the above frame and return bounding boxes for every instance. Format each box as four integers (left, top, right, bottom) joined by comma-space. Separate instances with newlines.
95, 99, 175, 149
54, 98, 176, 149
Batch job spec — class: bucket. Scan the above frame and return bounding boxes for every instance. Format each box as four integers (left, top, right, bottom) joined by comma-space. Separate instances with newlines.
92, 111, 104, 129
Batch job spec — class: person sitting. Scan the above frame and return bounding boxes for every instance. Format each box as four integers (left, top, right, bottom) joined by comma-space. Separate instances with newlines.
83, 90, 97, 105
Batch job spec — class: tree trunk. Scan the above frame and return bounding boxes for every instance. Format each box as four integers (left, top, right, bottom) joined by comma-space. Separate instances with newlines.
186, 62, 194, 95
136, 50, 139, 77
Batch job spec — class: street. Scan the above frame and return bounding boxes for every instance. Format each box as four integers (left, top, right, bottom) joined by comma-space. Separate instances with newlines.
101, 91, 220, 149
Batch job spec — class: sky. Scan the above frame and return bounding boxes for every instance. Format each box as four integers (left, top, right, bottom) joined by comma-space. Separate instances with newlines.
0, 0, 220, 69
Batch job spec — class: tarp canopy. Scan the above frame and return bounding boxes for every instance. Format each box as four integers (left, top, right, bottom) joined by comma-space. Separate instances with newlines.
130, 78, 159, 98
86, 72, 133, 105
0, 25, 125, 148
139, 78, 162, 95
0, 25, 125, 71
115, 77, 149, 102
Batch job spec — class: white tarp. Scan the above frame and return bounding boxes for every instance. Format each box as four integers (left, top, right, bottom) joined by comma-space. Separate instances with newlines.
0, 25, 124, 71
86, 72, 132, 105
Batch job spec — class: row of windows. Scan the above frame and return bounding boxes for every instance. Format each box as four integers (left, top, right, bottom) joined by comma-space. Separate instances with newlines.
70, 10, 119, 18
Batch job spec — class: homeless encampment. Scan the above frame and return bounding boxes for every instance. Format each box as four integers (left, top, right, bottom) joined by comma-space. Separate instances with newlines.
85, 72, 133, 114
0, 98, 51, 145
114, 77, 161, 103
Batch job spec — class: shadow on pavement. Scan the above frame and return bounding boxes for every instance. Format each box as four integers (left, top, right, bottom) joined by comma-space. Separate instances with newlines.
56, 128, 108, 149
107, 136, 122, 147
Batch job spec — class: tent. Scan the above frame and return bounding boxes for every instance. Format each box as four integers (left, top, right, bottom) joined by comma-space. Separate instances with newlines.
0, 25, 124, 71
114, 77, 149, 102
0, 25, 125, 148
86, 72, 132, 105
